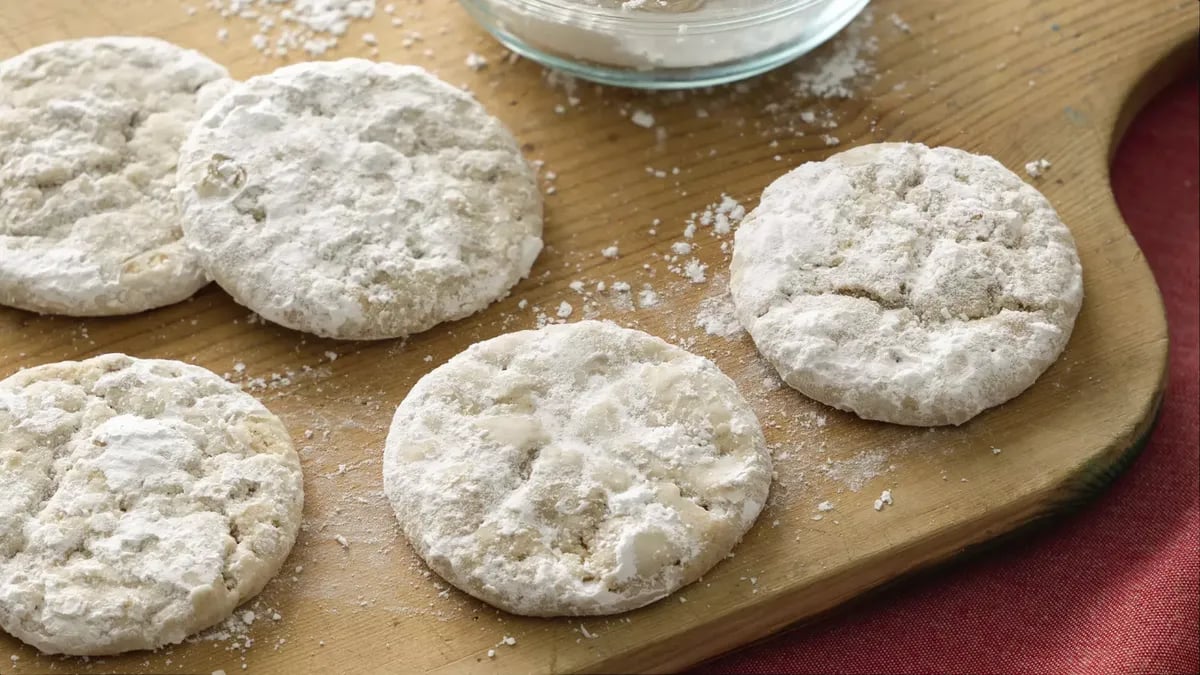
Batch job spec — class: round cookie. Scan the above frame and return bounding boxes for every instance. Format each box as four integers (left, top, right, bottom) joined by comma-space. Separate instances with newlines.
0, 354, 304, 655
730, 142, 1083, 426
382, 320, 771, 616
0, 37, 232, 316
176, 59, 543, 340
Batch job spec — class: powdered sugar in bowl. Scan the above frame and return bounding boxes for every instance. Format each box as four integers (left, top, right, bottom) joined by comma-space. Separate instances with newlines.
459, 0, 870, 89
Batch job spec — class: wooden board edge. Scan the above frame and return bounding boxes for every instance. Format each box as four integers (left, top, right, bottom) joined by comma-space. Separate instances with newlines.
681, 388, 1166, 675
1106, 30, 1200, 166
592, 390, 1166, 674
582, 29, 1195, 675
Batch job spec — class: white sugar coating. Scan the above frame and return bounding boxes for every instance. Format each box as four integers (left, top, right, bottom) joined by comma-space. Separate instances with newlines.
0, 354, 303, 655
0, 37, 233, 316
383, 320, 771, 616
731, 143, 1082, 426
177, 59, 542, 340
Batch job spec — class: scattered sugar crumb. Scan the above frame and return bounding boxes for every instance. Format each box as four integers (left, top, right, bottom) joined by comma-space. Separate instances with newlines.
601, 245, 620, 259
792, 11, 879, 99
1024, 158, 1052, 178
873, 489, 894, 511
184, 0, 377, 60
682, 259, 707, 283
556, 301, 574, 318
630, 110, 655, 128
465, 52, 488, 71
637, 288, 659, 308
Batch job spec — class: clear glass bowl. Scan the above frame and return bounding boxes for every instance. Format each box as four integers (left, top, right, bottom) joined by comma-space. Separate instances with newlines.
458, 0, 870, 89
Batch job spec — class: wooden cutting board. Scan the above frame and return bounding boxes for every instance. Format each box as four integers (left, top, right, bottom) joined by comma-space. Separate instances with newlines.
0, 0, 1194, 672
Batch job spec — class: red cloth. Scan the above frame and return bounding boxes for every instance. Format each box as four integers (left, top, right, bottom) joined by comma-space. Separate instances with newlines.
696, 76, 1200, 675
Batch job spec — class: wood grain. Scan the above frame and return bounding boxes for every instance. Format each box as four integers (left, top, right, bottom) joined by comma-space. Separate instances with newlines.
0, 0, 1194, 672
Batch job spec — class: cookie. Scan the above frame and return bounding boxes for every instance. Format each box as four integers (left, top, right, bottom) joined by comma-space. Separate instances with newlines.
0, 37, 232, 316
383, 321, 771, 615
730, 143, 1083, 426
0, 354, 303, 655
176, 59, 543, 340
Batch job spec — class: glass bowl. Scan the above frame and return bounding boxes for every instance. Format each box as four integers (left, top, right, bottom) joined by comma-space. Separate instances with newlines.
458, 0, 871, 89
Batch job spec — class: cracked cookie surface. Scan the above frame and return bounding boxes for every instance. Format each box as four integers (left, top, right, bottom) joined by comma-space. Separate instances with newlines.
382, 320, 771, 615
0, 354, 303, 655
0, 37, 231, 316
176, 59, 543, 340
730, 143, 1083, 426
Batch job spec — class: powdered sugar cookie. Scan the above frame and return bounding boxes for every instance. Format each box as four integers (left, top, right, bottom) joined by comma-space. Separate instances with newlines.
383, 320, 771, 616
177, 59, 543, 340
731, 143, 1083, 426
0, 37, 232, 316
0, 354, 304, 655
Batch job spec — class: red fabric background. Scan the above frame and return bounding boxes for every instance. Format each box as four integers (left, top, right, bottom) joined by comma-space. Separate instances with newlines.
695, 76, 1200, 675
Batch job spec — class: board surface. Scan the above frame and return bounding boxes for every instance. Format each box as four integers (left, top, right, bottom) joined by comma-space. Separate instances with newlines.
0, 0, 1194, 672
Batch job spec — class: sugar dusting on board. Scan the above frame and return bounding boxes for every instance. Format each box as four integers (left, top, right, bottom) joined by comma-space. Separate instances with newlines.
184, 0, 377, 57
696, 293, 744, 338
791, 10, 880, 99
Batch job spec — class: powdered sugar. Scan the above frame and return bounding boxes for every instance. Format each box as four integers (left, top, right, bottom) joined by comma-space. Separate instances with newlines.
184, 0, 376, 58
791, 10, 879, 99
695, 294, 744, 338
479, 0, 869, 75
